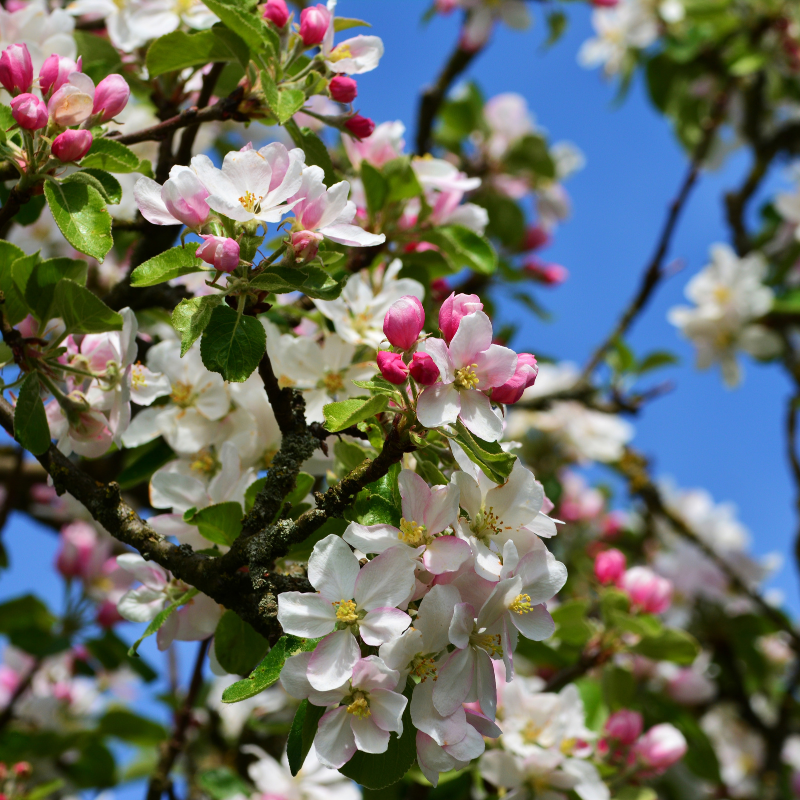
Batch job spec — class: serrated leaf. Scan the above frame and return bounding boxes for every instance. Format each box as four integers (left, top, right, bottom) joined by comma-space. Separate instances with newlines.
287, 700, 326, 776
221, 635, 319, 703
185, 501, 243, 546
201, 0, 276, 52
61, 170, 121, 205
0, 241, 29, 325
351, 377, 402, 399
81, 138, 141, 172
25, 258, 88, 323
200, 304, 266, 382
426, 225, 497, 275
214, 609, 269, 675
172, 294, 223, 355
14, 373, 51, 456
276, 88, 305, 124
146, 27, 250, 76
44, 180, 113, 261
131, 244, 207, 287
323, 395, 389, 432
333, 17, 371, 31
128, 587, 198, 656
54, 279, 123, 334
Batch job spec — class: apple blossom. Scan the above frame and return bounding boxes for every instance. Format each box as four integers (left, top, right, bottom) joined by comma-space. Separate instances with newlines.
383, 295, 425, 350
410, 352, 439, 385
38, 53, 78, 95
277, 535, 416, 690
10, 92, 47, 130
320, 1, 383, 75
622, 566, 673, 614
263, 0, 289, 28
594, 548, 626, 585
377, 350, 408, 384
635, 723, 688, 771
55, 521, 110, 581
47, 70, 95, 125
134, 164, 211, 228
438, 292, 483, 344
196, 235, 239, 273
50, 128, 92, 162
491, 352, 538, 405
343, 119, 405, 168
605, 709, 643, 745
0, 43, 32, 95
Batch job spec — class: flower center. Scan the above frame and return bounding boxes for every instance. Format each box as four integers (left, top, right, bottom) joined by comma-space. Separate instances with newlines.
454, 364, 479, 391
398, 518, 430, 547
346, 691, 370, 718
238, 190, 263, 213
170, 381, 195, 407
409, 654, 437, 681
522, 721, 544, 744
322, 371, 345, 393
328, 43, 353, 63
130, 362, 147, 389
471, 632, 503, 657
190, 450, 218, 476
333, 599, 358, 624
713, 285, 732, 305
509, 593, 533, 614
471, 505, 505, 538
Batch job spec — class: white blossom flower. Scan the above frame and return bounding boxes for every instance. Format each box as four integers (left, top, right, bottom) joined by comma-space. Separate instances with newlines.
0, 0, 76, 73
321, 0, 383, 75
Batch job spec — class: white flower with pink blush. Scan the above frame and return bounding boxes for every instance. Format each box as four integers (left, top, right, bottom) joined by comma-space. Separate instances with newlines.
321, 0, 383, 75
133, 164, 211, 229
115, 553, 222, 650
191, 142, 305, 225
344, 469, 471, 575
277, 535, 416, 691
280, 654, 408, 769
417, 310, 517, 441
343, 120, 405, 169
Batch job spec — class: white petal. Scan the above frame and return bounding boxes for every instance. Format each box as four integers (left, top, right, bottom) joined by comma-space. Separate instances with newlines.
417, 383, 461, 429
315, 706, 356, 769
354, 546, 416, 610
133, 177, 178, 225
369, 688, 407, 734
276, 592, 337, 638
308, 534, 359, 602
433, 647, 474, 717
458, 390, 504, 442
350, 715, 390, 753
343, 522, 401, 554
423, 536, 471, 575
510, 603, 555, 641
319, 223, 386, 247
359, 607, 411, 646
307, 629, 360, 691
411, 678, 467, 746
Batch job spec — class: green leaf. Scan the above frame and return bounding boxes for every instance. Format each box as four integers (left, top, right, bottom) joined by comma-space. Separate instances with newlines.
80, 169, 122, 204
146, 27, 250, 76
74, 30, 123, 83
544, 10, 567, 47
476, 193, 525, 249
98, 710, 167, 745
630, 628, 700, 665
54, 279, 123, 334
80, 138, 141, 173
275, 88, 305, 124
117, 439, 176, 491
447, 421, 516, 484
25, 258, 88, 323
284, 120, 337, 186
504, 134, 556, 180
0, 594, 55, 633
333, 17, 371, 31
131, 244, 207, 287
198, 769, 250, 800
221, 635, 319, 703
185, 501, 243, 547
0, 103, 14, 142
323, 395, 389, 432
172, 294, 223, 356
383, 157, 423, 202
602, 665, 636, 712
350, 492, 400, 528
0, 342, 12, 366
351, 377, 402, 399
14, 373, 51, 456
201, 0, 276, 52
301, 265, 345, 300
200, 304, 266, 382
44, 180, 113, 261
214, 610, 270, 675
0, 241, 29, 325
128, 588, 198, 656
61, 170, 121, 205
361, 162, 389, 219
287, 700, 327, 776
426, 225, 497, 275
613, 789, 657, 800
551, 600, 594, 646
339, 687, 416, 789
26, 780, 64, 800
637, 350, 679, 374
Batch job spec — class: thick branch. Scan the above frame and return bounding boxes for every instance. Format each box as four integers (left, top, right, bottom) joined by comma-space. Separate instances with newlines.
416, 43, 480, 156
176, 62, 226, 166
580, 88, 732, 381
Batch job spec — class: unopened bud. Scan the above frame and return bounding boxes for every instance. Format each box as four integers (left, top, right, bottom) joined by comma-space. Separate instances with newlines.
329, 75, 357, 103
51, 129, 93, 162
0, 43, 32, 95
635, 724, 687, 771
522, 224, 551, 252
263, 0, 290, 27
39, 54, 79, 95
92, 74, 130, 123
377, 351, 409, 385
290, 229, 322, 262
604, 710, 643, 745
11, 92, 47, 130
409, 352, 439, 385
344, 113, 375, 140
197, 235, 240, 273
299, 4, 330, 46
439, 292, 483, 344
13, 762, 31, 779
622, 567, 672, 614
524, 257, 568, 286
594, 548, 626, 586
492, 352, 538, 404
383, 295, 425, 350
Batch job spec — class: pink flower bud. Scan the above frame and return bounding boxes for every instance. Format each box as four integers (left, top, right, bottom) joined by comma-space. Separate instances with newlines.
10, 92, 47, 130
384, 295, 425, 350
594, 548, 626, 586
92, 74, 130, 123
55, 521, 108, 581
430, 277, 450, 302
524, 257, 569, 286
299, 4, 330, 46
329, 75, 357, 103
263, 0, 290, 27
435, 0, 458, 12
39, 54, 79, 95
344, 113, 375, 139
438, 292, 483, 344
13, 762, 31, 779
635, 724, 687, 771
492, 352, 538, 404
51, 129, 93, 162
197, 235, 240, 273
604, 710, 643, 745
409, 352, 439, 385
622, 566, 672, 614
290, 229, 322, 262
0, 44, 32, 95
592, 0, 619, 6
523, 224, 551, 252
377, 351, 409, 385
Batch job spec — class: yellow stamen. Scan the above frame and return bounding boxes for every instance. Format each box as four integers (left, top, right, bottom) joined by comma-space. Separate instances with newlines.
190, 451, 217, 475
454, 364, 480, 391
398, 518, 429, 547
333, 599, 358, 624
130, 363, 147, 389
170, 381, 194, 407
346, 691, 371, 718
409, 654, 438, 681
473, 633, 503, 657
509, 593, 533, 614
560, 737, 577, 755
328, 43, 353, 63
238, 190, 262, 213
322, 371, 345, 393
278, 374, 296, 388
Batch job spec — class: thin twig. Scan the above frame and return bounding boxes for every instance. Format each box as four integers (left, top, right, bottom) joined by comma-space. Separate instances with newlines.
176, 62, 226, 165
580, 88, 732, 382
146, 639, 209, 800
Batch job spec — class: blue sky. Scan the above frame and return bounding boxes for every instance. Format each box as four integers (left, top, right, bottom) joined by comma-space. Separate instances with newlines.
0, 0, 796, 783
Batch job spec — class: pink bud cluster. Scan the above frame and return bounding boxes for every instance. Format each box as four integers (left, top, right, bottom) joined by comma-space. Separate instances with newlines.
602, 711, 687, 774
595, 551, 673, 614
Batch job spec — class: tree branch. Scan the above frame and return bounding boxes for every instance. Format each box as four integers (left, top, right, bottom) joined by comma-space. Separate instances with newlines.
580, 87, 732, 382
175, 62, 226, 166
